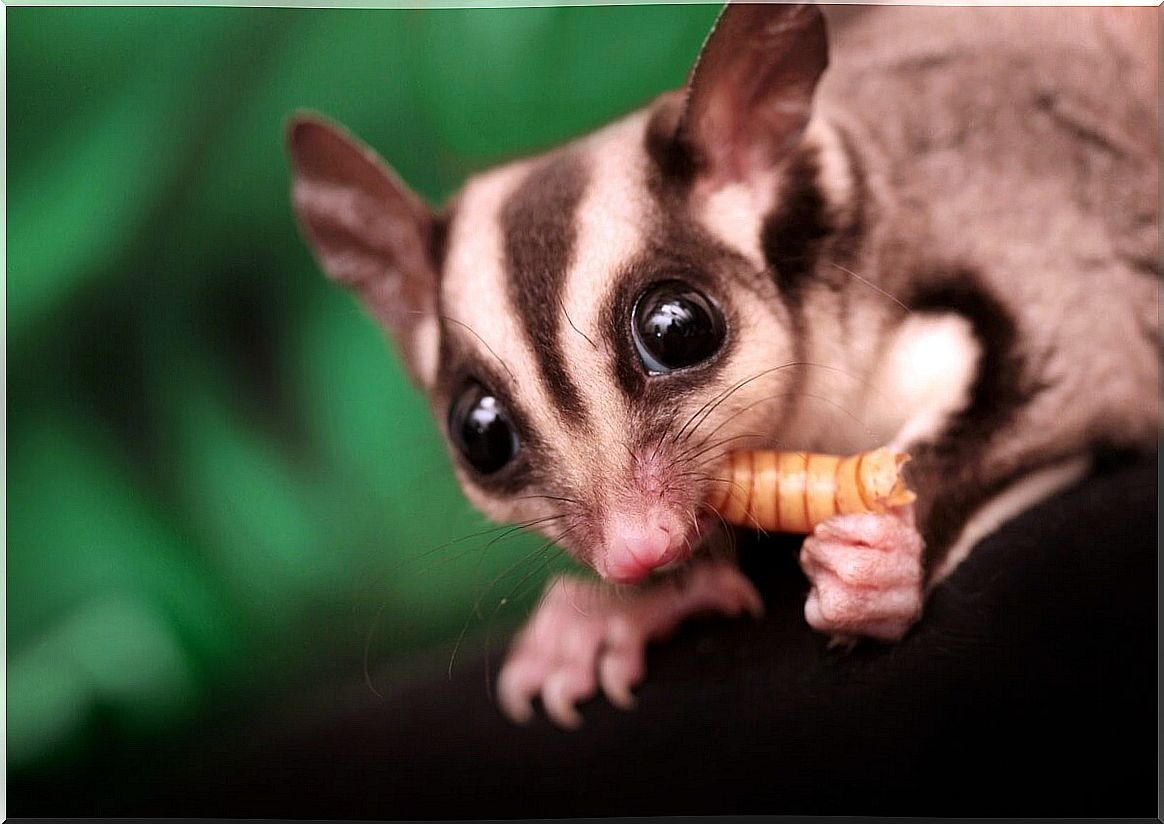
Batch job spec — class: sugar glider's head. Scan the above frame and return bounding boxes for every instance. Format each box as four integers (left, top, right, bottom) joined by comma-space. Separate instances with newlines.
288, 3, 831, 583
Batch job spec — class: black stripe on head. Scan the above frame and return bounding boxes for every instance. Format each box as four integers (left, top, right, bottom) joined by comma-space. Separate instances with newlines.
761, 146, 835, 303
501, 152, 591, 428
428, 209, 451, 279
643, 92, 698, 196
429, 228, 549, 497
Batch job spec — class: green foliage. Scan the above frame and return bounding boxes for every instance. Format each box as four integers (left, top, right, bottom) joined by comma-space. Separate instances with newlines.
7, 4, 721, 773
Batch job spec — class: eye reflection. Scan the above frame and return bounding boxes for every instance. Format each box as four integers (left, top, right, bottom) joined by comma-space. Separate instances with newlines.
449, 382, 519, 475
632, 280, 726, 375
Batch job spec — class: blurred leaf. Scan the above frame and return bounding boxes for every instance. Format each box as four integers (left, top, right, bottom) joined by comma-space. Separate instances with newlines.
7, 9, 240, 339
7, 5, 720, 779
8, 416, 240, 661
415, 5, 719, 161
7, 416, 241, 767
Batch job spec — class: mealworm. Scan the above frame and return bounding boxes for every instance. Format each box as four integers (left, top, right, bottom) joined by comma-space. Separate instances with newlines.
707, 447, 917, 533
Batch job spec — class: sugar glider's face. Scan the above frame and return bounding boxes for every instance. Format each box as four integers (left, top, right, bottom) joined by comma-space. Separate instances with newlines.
431, 101, 805, 582
289, 4, 829, 582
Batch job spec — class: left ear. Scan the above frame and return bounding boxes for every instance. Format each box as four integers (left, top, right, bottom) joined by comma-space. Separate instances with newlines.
287, 113, 442, 389
676, 2, 829, 185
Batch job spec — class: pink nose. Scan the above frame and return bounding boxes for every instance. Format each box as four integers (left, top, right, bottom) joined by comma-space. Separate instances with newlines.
599, 519, 684, 584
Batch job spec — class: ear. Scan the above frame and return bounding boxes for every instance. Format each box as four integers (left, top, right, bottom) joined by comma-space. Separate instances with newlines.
287, 113, 442, 389
676, 2, 829, 185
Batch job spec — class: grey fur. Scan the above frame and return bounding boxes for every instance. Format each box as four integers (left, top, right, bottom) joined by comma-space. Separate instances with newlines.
289, 4, 1159, 588
800, 6, 1159, 563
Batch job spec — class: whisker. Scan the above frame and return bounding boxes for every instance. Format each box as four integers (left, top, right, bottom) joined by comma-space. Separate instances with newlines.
515, 493, 583, 506
471, 515, 570, 602
450, 521, 580, 680
831, 262, 911, 313
707, 503, 738, 561
434, 312, 517, 382
671, 363, 799, 446
676, 362, 808, 448
675, 430, 773, 467
483, 545, 568, 701
724, 476, 768, 535
481, 525, 579, 698
379, 517, 532, 577
687, 391, 877, 469
558, 295, 598, 350
650, 406, 683, 464
449, 546, 549, 679
476, 516, 567, 563
362, 600, 391, 699
678, 360, 900, 452
363, 512, 566, 699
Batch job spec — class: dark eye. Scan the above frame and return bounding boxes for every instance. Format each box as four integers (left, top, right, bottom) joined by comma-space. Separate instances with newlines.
631, 280, 726, 375
448, 382, 520, 475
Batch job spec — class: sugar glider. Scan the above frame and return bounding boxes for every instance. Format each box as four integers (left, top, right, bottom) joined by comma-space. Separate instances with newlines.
287, 3, 1160, 728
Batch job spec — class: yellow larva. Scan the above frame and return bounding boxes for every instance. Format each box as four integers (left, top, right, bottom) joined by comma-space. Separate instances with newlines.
707, 447, 917, 533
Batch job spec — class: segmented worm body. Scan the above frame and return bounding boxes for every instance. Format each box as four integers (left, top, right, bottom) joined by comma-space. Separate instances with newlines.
708, 447, 917, 534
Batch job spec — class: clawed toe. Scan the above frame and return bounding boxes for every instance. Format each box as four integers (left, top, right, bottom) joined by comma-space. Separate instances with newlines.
496, 565, 761, 728
800, 510, 925, 641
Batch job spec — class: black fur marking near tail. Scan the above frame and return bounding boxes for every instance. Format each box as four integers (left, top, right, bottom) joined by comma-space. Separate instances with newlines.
902, 270, 1040, 571
501, 153, 591, 427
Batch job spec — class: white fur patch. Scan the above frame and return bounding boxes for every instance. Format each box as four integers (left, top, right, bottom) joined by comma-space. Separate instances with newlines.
697, 180, 774, 270
411, 313, 440, 388
870, 313, 981, 449
802, 114, 853, 208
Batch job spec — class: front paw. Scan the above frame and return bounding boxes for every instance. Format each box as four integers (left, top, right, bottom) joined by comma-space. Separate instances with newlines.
799, 507, 925, 642
497, 564, 762, 729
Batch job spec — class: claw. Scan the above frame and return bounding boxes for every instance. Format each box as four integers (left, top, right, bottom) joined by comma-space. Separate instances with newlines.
497, 662, 539, 725
496, 564, 761, 727
542, 670, 586, 729
826, 633, 859, 651
737, 579, 766, 619
599, 648, 644, 710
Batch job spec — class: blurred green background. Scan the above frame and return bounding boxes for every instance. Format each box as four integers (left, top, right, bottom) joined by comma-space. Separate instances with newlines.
7, 3, 723, 789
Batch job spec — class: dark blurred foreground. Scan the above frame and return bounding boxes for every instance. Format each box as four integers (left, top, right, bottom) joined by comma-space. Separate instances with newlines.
12, 453, 1156, 818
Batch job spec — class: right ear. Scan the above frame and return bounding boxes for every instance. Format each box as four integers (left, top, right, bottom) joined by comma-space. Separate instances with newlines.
675, 2, 829, 186
287, 113, 441, 389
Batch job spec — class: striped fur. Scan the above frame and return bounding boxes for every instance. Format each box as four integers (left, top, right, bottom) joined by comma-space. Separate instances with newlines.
291, 4, 1159, 586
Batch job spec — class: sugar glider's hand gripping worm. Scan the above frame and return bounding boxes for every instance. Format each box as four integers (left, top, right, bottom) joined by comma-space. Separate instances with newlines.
708, 447, 917, 534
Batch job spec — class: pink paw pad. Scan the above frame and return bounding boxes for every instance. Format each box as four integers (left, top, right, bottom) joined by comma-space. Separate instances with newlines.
799, 507, 925, 642
497, 563, 762, 729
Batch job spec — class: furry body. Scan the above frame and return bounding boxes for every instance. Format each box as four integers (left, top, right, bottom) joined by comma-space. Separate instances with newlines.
288, 4, 1159, 726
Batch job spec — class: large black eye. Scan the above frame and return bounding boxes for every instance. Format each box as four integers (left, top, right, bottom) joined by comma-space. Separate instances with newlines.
631, 280, 726, 375
449, 382, 520, 475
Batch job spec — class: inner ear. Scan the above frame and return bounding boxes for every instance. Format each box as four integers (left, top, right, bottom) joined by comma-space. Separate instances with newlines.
287, 113, 443, 388
675, 2, 829, 185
